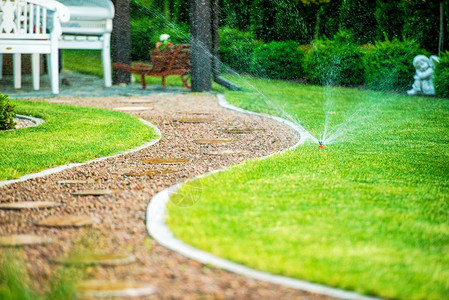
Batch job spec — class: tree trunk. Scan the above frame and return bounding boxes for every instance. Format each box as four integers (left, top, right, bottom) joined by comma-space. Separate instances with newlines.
439, 1, 445, 54
190, 0, 212, 92
112, 0, 131, 84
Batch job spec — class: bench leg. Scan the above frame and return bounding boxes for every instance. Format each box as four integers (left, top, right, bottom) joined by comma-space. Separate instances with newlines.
102, 33, 112, 87
162, 76, 166, 88
49, 47, 59, 94
141, 74, 146, 89
181, 74, 191, 89
13, 54, 21, 89
32, 53, 40, 90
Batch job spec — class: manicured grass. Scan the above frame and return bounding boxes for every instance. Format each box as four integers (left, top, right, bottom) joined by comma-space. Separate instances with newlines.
167, 76, 449, 299
0, 99, 157, 180
62, 50, 105, 78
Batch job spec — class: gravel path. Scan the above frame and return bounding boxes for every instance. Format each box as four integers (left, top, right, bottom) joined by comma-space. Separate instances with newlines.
0, 93, 332, 299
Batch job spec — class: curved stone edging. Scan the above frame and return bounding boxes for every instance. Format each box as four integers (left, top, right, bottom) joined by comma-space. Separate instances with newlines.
16, 114, 46, 127
146, 95, 380, 300
0, 118, 162, 187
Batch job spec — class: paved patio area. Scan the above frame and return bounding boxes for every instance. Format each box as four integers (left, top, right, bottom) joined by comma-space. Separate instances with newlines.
0, 71, 188, 98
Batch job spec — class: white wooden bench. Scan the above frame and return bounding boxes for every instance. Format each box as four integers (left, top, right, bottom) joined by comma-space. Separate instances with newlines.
58, 0, 114, 87
0, 0, 70, 94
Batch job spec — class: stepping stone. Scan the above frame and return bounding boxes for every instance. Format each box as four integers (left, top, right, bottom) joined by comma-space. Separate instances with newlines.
58, 179, 95, 184
159, 169, 177, 174
113, 106, 152, 111
0, 201, 61, 210
0, 235, 52, 247
180, 111, 212, 115
123, 169, 176, 176
142, 158, 189, 164
47, 100, 68, 104
173, 118, 213, 123
207, 150, 250, 155
120, 99, 156, 104
36, 215, 99, 227
123, 170, 159, 176
71, 189, 114, 196
76, 280, 156, 298
52, 253, 136, 266
223, 128, 265, 134
194, 139, 236, 144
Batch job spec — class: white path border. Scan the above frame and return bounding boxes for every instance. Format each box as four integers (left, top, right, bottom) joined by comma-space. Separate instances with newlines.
15, 114, 45, 126
0, 118, 161, 187
146, 95, 380, 300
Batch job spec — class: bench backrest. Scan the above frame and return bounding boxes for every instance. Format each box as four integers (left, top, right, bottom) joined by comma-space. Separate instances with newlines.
150, 44, 190, 73
58, 0, 114, 35
0, 0, 70, 40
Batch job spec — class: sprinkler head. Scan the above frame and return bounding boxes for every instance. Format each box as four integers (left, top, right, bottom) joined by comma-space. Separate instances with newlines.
318, 141, 324, 149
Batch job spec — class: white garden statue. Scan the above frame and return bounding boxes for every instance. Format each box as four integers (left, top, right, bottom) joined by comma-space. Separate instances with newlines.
407, 55, 440, 96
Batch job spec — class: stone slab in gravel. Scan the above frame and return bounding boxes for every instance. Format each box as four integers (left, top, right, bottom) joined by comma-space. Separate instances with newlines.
35, 215, 100, 227
0, 234, 52, 246
0, 94, 334, 299
52, 253, 136, 266
142, 158, 190, 164
194, 138, 237, 144
58, 179, 96, 184
223, 128, 265, 134
71, 189, 115, 196
123, 170, 176, 176
76, 280, 156, 298
0, 201, 61, 210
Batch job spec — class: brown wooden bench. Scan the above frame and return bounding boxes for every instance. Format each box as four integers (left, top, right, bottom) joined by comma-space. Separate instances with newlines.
113, 44, 191, 89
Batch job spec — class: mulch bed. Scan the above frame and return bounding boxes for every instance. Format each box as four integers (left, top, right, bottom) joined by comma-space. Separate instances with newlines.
0, 93, 332, 299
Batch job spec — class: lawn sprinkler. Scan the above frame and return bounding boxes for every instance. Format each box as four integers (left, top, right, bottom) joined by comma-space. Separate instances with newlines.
318, 141, 324, 149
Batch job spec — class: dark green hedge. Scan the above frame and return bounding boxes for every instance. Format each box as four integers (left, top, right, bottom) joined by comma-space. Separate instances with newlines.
218, 27, 261, 73
363, 39, 427, 92
434, 51, 449, 98
249, 41, 305, 80
304, 31, 364, 86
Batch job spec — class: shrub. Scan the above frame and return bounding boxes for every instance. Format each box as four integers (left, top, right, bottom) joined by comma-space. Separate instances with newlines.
219, 27, 260, 73
304, 31, 364, 86
0, 94, 16, 131
434, 51, 449, 98
130, 18, 158, 60
249, 41, 305, 80
363, 39, 427, 92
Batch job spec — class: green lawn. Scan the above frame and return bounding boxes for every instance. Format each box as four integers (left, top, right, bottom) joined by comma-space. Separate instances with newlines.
167, 76, 449, 299
0, 99, 157, 180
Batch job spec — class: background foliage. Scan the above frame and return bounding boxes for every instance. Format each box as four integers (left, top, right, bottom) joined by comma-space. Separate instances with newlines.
434, 51, 449, 97
130, 0, 448, 96
363, 39, 427, 92
250, 41, 305, 79
304, 31, 364, 86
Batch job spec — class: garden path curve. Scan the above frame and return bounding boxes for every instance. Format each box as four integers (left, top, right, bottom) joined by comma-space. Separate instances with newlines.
0, 93, 331, 299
